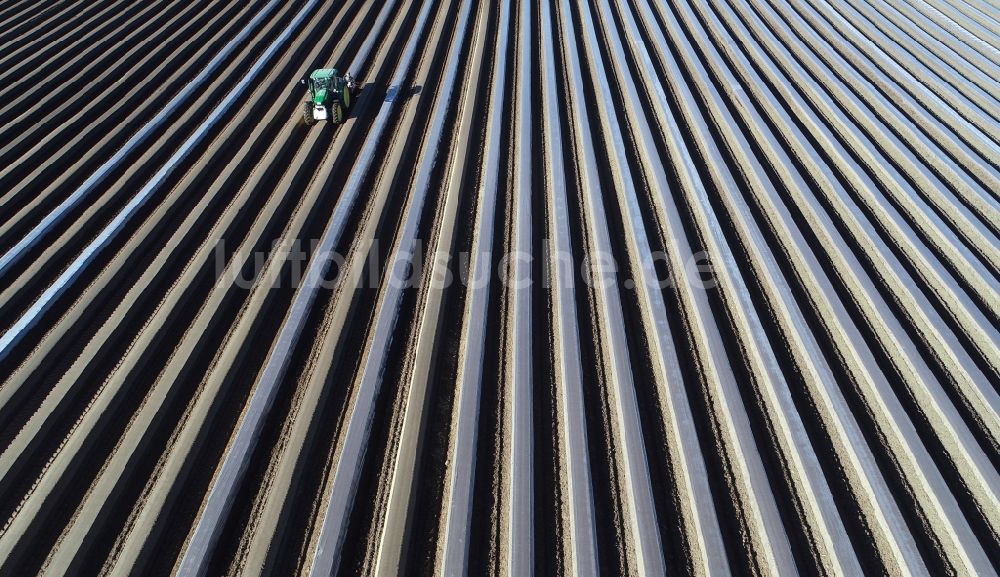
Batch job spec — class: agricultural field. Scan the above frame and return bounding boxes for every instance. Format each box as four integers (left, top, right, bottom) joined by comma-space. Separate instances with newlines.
0, 0, 998, 575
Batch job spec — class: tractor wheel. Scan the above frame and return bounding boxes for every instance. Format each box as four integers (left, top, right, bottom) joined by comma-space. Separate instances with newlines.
333, 102, 344, 124
342, 86, 351, 111
302, 101, 316, 126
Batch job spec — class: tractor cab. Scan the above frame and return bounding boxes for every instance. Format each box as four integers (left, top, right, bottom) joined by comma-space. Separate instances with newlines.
308, 70, 334, 93
301, 68, 355, 125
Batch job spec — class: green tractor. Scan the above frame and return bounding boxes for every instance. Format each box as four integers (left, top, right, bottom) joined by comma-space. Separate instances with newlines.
300, 68, 358, 125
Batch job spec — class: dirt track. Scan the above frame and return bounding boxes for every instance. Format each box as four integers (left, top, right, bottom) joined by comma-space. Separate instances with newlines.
1, 0, 998, 575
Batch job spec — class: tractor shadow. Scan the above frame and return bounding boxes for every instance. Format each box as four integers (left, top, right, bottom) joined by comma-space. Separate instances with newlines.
370, 83, 422, 104
343, 84, 422, 124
